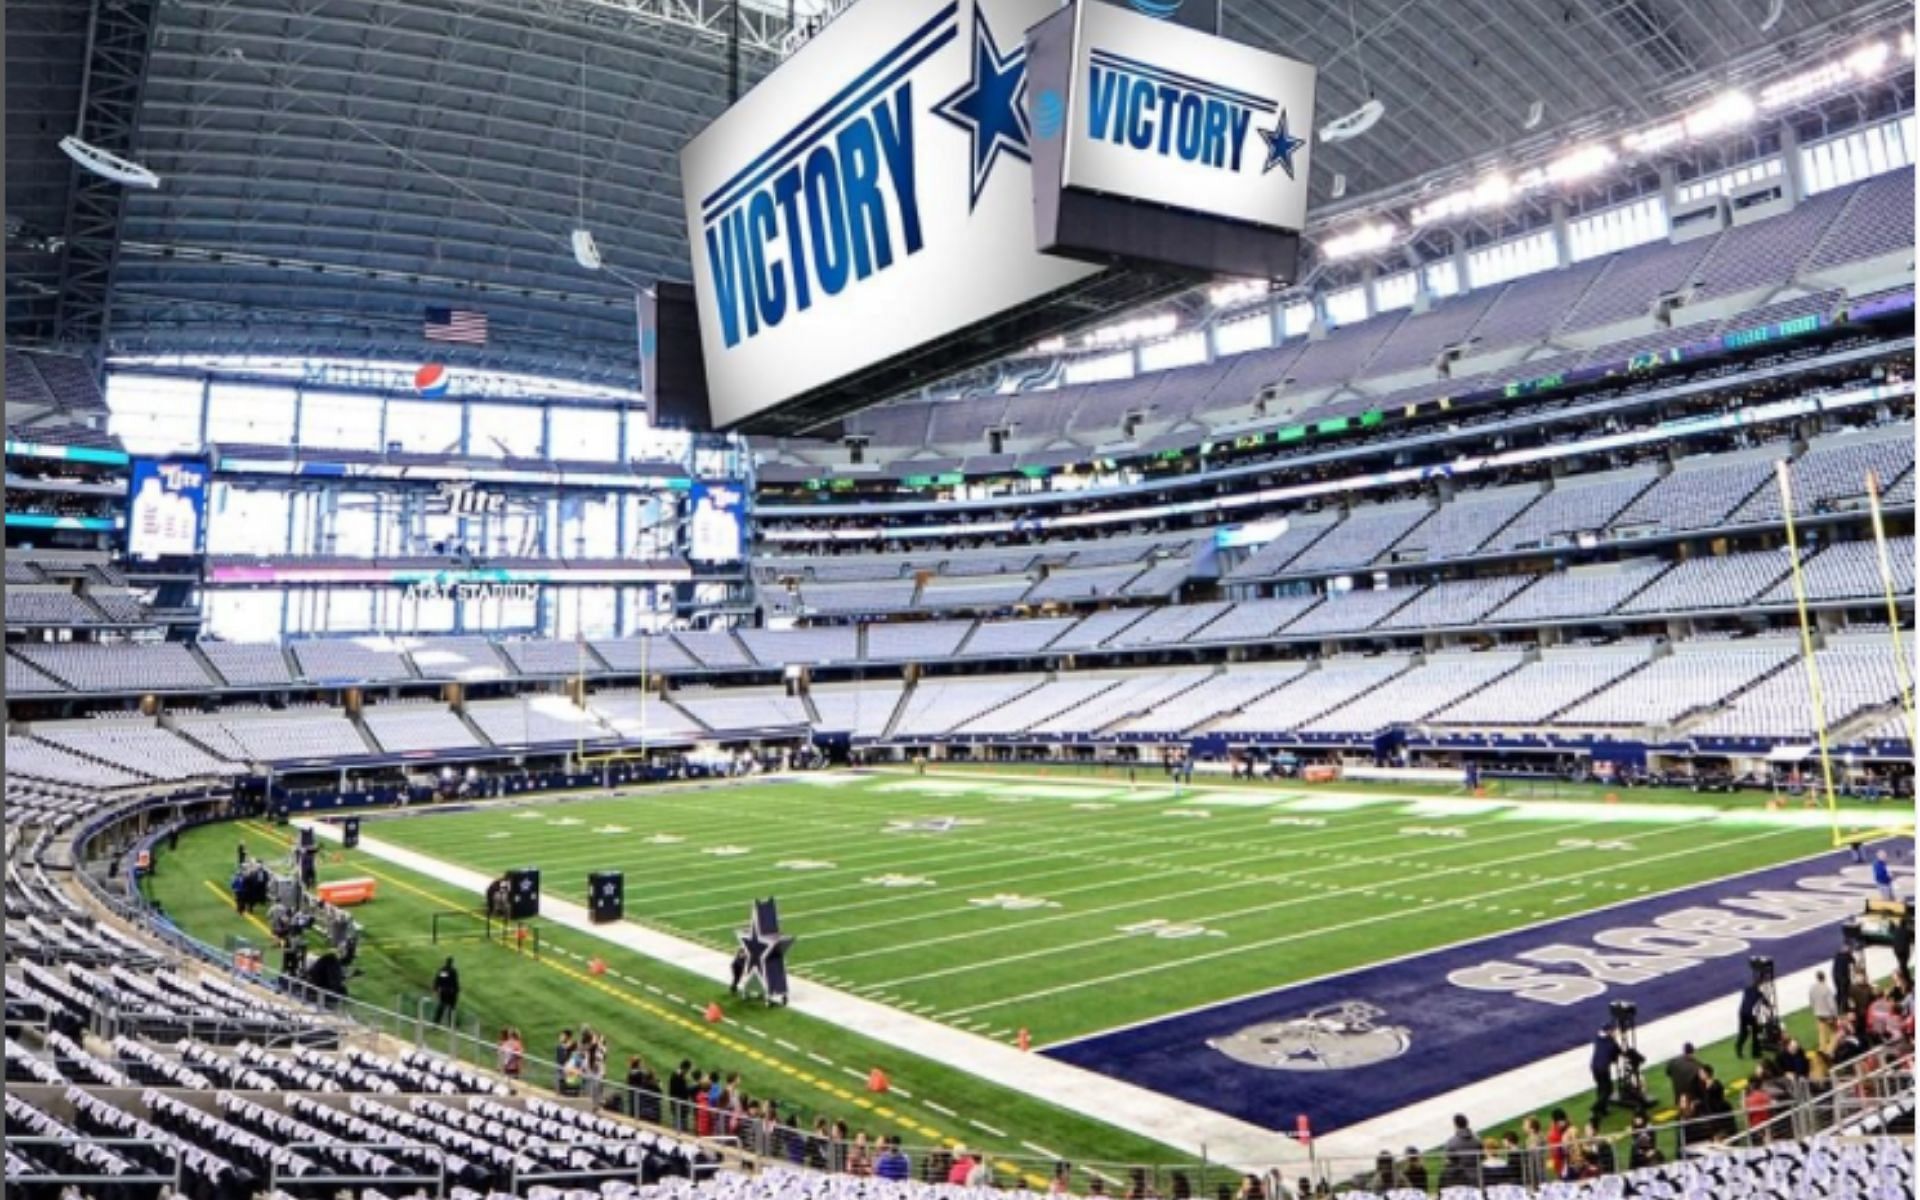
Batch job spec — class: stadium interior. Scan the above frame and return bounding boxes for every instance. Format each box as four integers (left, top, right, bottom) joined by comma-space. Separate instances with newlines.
4, 0, 1917, 1196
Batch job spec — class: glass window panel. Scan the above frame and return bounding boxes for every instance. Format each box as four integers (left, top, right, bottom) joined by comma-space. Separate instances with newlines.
298, 391, 384, 451
206, 383, 296, 445
204, 591, 283, 642
1139, 331, 1206, 373
1213, 314, 1272, 357
106, 374, 204, 455
206, 485, 289, 556
468, 403, 543, 459
1324, 285, 1368, 325
549, 407, 622, 462
384, 400, 461, 454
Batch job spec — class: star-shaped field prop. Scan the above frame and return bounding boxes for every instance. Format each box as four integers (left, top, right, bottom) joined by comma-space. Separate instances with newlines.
1259, 109, 1306, 179
934, 5, 1031, 210
737, 897, 796, 1005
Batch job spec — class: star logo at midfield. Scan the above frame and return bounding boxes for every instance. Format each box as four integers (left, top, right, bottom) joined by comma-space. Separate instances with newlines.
1258, 109, 1306, 179
933, 5, 1031, 210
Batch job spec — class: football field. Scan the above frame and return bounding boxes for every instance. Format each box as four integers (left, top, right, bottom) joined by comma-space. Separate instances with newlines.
365, 768, 1869, 1045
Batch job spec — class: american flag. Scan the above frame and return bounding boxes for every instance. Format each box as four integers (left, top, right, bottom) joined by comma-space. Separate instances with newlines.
424, 306, 488, 346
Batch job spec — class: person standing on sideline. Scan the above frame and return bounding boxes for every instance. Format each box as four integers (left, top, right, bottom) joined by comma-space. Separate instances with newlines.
1735, 977, 1765, 1058
1589, 1025, 1621, 1119
1873, 850, 1896, 900
430, 957, 460, 1025
729, 946, 748, 997
1811, 971, 1840, 1053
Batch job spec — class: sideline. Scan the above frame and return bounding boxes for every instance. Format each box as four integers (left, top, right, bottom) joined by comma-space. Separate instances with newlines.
298, 817, 1310, 1169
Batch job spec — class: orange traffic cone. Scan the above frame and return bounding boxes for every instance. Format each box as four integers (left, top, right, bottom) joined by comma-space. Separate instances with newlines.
705, 1002, 724, 1024
589, 957, 607, 976
867, 1067, 890, 1093
1017, 1028, 1030, 1052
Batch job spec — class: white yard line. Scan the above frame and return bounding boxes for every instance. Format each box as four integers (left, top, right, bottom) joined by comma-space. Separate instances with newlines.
936, 826, 1805, 1019
802, 809, 1480, 959
306, 820, 1307, 1168
866, 816, 1637, 992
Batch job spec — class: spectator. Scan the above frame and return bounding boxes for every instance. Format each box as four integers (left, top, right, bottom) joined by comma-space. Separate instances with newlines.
1698, 1064, 1735, 1141
947, 1147, 975, 1186
1771, 1035, 1811, 1082
667, 1060, 693, 1132
1518, 1115, 1546, 1188
1546, 1108, 1571, 1178
1440, 1114, 1479, 1188
1398, 1149, 1428, 1193
966, 1153, 992, 1188
875, 1137, 911, 1182
846, 1132, 873, 1177
1744, 1065, 1775, 1139
1368, 1151, 1402, 1192
554, 1029, 576, 1090
626, 1055, 660, 1124
1233, 1175, 1263, 1200
1480, 1137, 1519, 1187
1832, 1013, 1868, 1066
1581, 1123, 1616, 1174
1664, 1042, 1704, 1107
1811, 970, 1840, 1052
1627, 1114, 1663, 1170
694, 1072, 715, 1138
496, 1027, 523, 1081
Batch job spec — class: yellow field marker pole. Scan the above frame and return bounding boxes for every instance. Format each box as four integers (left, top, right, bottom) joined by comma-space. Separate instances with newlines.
1864, 470, 1917, 744
1774, 462, 1842, 846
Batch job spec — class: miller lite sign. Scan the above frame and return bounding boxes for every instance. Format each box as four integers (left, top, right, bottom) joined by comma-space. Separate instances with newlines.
435, 480, 507, 516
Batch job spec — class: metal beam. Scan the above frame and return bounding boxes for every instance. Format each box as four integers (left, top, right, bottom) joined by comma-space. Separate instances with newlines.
52, 0, 161, 371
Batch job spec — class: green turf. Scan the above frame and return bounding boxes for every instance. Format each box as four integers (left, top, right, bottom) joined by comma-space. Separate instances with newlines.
353, 769, 1862, 1043
144, 819, 1195, 1183
140, 769, 1890, 1181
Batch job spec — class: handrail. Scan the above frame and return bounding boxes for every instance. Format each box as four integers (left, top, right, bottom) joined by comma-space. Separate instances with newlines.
46, 792, 1920, 1191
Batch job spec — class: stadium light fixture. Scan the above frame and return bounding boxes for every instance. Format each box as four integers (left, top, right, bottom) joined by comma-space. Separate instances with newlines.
1684, 90, 1756, 138
1845, 41, 1892, 76
1321, 221, 1399, 260
1208, 279, 1268, 307
1082, 313, 1179, 349
59, 136, 160, 188
1902, 30, 1914, 58
1545, 144, 1617, 185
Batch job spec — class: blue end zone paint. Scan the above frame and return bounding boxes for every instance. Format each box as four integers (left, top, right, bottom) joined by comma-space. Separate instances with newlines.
1046, 846, 1910, 1134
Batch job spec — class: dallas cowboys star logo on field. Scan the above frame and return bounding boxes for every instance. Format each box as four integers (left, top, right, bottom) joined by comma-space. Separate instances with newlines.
934, 5, 1031, 210
1258, 109, 1305, 179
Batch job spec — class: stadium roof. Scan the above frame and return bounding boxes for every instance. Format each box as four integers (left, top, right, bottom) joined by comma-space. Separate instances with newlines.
6, 0, 1909, 390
